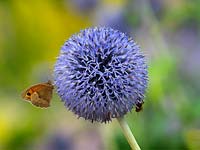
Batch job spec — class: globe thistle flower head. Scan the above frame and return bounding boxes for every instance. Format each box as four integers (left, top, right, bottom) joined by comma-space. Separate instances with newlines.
54, 27, 148, 123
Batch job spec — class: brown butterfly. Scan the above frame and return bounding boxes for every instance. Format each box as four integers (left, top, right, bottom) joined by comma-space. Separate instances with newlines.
21, 80, 54, 108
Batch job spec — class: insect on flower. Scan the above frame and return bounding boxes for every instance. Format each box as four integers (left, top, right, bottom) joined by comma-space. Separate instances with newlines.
135, 102, 144, 112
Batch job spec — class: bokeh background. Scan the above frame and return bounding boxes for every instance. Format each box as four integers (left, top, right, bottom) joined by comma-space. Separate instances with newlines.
0, 0, 200, 150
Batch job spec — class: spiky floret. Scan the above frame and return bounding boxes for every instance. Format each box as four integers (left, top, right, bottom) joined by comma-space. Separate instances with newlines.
54, 27, 148, 123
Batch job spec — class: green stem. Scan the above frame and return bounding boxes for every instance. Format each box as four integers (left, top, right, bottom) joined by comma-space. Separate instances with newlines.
117, 117, 141, 150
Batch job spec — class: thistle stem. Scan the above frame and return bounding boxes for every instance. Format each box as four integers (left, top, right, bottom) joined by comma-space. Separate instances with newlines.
117, 117, 141, 150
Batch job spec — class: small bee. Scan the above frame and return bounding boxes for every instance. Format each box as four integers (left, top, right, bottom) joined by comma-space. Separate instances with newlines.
135, 100, 144, 112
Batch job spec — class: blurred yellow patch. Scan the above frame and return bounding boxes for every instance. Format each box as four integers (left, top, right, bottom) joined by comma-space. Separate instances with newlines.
103, 0, 126, 7
0, 113, 11, 144
185, 129, 200, 150
11, 0, 90, 61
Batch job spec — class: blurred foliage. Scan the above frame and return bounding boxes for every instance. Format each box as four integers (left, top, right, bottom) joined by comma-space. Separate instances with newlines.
0, 0, 200, 150
0, 0, 90, 91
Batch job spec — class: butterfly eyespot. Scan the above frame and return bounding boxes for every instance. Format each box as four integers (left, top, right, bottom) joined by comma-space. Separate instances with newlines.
26, 92, 31, 96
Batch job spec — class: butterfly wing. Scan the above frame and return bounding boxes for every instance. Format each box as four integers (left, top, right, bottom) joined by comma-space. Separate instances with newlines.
36, 83, 53, 103
31, 92, 50, 108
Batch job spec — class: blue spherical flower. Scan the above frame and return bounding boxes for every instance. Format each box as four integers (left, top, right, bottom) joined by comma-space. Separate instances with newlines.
54, 27, 148, 123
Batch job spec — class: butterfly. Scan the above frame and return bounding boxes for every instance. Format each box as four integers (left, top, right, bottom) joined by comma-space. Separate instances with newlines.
21, 80, 54, 108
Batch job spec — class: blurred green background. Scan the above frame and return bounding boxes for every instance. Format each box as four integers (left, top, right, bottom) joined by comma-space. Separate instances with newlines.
0, 0, 200, 150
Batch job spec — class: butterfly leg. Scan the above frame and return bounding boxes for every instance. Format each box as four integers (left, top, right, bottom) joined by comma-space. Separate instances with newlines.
31, 92, 50, 108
